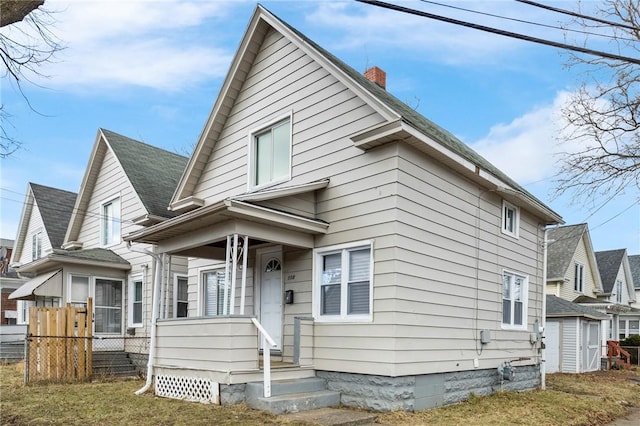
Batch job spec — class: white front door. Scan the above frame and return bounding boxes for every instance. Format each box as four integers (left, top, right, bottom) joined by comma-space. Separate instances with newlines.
259, 248, 282, 351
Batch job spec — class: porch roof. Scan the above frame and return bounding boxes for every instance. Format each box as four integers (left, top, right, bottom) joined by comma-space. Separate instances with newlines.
124, 199, 329, 246
9, 269, 62, 300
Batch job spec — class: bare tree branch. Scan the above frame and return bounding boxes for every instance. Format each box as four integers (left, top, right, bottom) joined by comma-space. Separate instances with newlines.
555, 0, 640, 205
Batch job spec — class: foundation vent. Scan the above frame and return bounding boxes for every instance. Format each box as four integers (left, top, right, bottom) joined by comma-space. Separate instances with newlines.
155, 374, 220, 404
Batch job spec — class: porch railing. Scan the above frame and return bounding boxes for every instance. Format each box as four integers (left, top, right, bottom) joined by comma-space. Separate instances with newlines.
251, 317, 276, 398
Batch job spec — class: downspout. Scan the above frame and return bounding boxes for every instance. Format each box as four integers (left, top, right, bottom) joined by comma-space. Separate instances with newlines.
127, 241, 163, 395
541, 227, 548, 390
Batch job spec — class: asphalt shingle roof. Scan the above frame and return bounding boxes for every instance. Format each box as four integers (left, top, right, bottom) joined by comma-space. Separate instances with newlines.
277, 12, 554, 216
595, 249, 626, 293
546, 295, 609, 319
30, 183, 77, 249
546, 224, 587, 281
628, 254, 640, 290
101, 129, 188, 218
52, 248, 129, 266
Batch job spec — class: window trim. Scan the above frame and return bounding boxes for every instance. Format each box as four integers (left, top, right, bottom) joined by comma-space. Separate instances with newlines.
198, 264, 227, 317
31, 230, 42, 261
501, 269, 529, 330
173, 273, 188, 318
100, 195, 121, 247
501, 200, 520, 239
68, 273, 91, 307
312, 240, 374, 323
574, 262, 585, 293
128, 274, 143, 327
247, 112, 293, 191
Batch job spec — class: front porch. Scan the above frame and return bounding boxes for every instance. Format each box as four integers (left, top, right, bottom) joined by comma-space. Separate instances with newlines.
152, 315, 316, 404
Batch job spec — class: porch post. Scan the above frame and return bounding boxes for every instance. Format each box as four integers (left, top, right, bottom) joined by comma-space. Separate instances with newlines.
240, 235, 248, 315
229, 234, 238, 314
223, 235, 231, 315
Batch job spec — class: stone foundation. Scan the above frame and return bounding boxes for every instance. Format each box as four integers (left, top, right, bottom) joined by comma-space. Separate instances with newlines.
317, 364, 540, 411
220, 383, 246, 405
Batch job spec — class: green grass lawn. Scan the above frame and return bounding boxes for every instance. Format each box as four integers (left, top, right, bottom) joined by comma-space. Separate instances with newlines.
1, 363, 639, 425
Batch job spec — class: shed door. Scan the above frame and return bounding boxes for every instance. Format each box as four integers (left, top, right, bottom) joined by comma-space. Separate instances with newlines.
546, 321, 560, 373
582, 321, 600, 372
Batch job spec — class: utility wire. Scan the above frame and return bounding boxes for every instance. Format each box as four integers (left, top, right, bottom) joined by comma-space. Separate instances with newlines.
418, 0, 637, 42
356, 0, 640, 65
515, 0, 639, 31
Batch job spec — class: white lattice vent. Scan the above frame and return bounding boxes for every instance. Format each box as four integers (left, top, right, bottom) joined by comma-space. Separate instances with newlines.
155, 374, 219, 404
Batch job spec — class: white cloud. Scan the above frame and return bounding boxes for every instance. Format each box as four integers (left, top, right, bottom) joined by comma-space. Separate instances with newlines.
17, 0, 242, 92
471, 91, 573, 184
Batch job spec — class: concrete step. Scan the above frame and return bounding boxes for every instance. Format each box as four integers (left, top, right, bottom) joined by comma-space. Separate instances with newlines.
91, 351, 138, 377
248, 389, 341, 414
246, 377, 327, 399
0, 342, 24, 363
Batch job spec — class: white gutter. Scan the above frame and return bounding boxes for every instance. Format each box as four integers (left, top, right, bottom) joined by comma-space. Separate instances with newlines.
541, 228, 548, 390
127, 241, 163, 395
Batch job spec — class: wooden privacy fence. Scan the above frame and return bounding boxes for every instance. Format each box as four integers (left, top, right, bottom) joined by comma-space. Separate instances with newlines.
26, 299, 93, 383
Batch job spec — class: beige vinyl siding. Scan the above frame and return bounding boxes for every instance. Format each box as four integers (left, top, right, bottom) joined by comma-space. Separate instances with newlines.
192, 28, 386, 204
282, 247, 313, 363
155, 317, 258, 371
558, 235, 599, 300
18, 199, 52, 264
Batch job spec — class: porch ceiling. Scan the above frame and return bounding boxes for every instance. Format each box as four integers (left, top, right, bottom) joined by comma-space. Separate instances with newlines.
124, 199, 328, 249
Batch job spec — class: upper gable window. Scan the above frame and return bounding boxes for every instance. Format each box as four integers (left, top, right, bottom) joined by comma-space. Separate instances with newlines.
615, 279, 623, 303
501, 200, 519, 238
101, 197, 121, 246
249, 116, 291, 189
574, 262, 584, 293
31, 231, 42, 261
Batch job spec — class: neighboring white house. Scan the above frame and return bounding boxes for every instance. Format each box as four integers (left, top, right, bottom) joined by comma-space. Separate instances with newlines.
125, 5, 562, 412
9, 130, 189, 360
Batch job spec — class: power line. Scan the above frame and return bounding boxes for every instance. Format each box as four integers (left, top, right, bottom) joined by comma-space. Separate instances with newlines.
356, 0, 640, 65
418, 0, 637, 42
515, 0, 639, 32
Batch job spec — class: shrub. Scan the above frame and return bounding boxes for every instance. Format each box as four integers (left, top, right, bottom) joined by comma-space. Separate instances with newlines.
620, 335, 640, 346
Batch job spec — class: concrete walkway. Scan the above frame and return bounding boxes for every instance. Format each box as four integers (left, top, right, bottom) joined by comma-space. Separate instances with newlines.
280, 407, 379, 426
606, 407, 640, 426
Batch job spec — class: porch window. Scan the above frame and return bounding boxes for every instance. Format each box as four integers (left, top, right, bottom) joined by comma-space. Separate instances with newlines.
619, 319, 626, 340
174, 274, 188, 318
502, 270, 528, 329
629, 320, 639, 337
202, 270, 229, 316
574, 263, 584, 293
129, 276, 143, 327
501, 200, 519, 238
70, 275, 89, 307
313, 241, 373, 322
94, 278, 122, 334
101, 197, 121, 246
249, 116, 291, 189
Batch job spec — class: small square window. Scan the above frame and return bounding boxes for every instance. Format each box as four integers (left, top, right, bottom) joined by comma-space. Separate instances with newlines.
501, 201, 519, 238
250, 117, 291, 189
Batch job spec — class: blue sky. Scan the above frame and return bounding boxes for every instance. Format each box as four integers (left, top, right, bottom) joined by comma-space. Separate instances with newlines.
1, 0, 638, 254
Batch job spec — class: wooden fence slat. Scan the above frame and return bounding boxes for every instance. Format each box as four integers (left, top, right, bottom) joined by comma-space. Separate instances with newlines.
77, 312, 86, 379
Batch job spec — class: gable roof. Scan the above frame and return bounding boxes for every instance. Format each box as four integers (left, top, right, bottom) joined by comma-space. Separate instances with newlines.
11, 183, 77, 264
30, 183, 78, 249
65, 129, 188, 243
546, 223, 601, 285
628, 254, 640, 290
546, 295, 609, 320
170, 5, 561, 225
595, 249, 626, 293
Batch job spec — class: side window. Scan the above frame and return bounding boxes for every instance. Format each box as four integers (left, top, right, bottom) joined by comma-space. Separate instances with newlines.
129, 276, 143, 327
501, 200, 519, 238
249, 117, 291, 189
502, 270, 528, 329
31, 231, 42, 261
202, 270, 228, 316
101, 197, 121, 246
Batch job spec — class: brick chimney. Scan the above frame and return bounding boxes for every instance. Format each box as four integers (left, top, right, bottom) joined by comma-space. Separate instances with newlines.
364, 66, 386, 90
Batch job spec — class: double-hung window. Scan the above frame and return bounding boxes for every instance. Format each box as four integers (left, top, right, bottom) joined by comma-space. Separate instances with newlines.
101, 197, 121, 246
314, 241, 373, 322
175, 275, 188, 318
574, 263, 584, 293
70, 275, 89, 307
31, 231, 42, 261
129, 276, 143, 327
501, 200, 519, 238
250, 117, 291, 189
202, 269, 228, 316
502, 270, 528, 329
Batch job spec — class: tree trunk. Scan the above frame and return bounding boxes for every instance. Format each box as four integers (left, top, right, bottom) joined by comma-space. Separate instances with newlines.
0, 0, 44, 27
